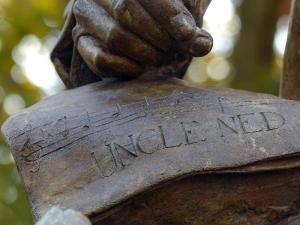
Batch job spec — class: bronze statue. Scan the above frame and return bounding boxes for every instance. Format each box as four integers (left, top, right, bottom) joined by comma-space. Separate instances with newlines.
51, 0, 213, 88
3, 78, 300, 225
2, 1, 300, 225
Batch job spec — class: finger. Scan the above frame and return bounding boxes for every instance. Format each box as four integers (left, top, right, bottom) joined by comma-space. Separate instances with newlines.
178, 27, 213, 57
94, 0, 172, 51
77, 35, 142, 79
182, 0, 212, 26
73, 0, 164, 65
180, 0, 213, 56
137, 0, 197, 41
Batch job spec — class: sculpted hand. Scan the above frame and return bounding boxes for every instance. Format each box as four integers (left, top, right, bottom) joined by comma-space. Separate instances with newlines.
52, 0, 213, 87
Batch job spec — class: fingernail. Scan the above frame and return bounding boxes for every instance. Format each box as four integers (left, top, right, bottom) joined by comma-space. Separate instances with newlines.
170, 13, 196, 41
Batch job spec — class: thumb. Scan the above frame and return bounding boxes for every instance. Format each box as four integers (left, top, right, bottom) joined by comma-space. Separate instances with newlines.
178, 0, 213, 56
178, 27, 213, 57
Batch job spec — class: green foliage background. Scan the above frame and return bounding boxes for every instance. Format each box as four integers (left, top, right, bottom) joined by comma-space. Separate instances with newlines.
0, 1, 67, 224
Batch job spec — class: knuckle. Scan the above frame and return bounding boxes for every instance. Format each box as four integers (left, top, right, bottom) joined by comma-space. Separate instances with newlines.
73, 0, 81, 16
73, 0, 86, 18
72, 25, 83, 44
94, 52, 104, 66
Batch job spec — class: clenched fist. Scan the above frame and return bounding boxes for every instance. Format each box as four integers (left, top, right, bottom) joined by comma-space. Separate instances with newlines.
51, 0, 213, 88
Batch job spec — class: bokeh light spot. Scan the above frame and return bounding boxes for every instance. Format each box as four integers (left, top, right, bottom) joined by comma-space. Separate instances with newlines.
207, 57, 231, 81
11, 65, 27, 84
0, 145, 14, 165
204, 0, 239, 55
274, 15, 289, 56
3, 94, 26, 115
186, 58, 208, 83
12, 35, 64, 95
3, 186, 18, 205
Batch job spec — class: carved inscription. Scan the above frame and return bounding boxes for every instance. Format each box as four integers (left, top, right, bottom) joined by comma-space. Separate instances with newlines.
92, 111, 286, 178
15, 92, 287, 175
217, 112, 285, 137
21, 139, 41, 173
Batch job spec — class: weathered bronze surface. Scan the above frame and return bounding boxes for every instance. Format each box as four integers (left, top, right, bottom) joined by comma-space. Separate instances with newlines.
281, 0, 300, 101
2, 77, 300, 224
51, 0, 213, 88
